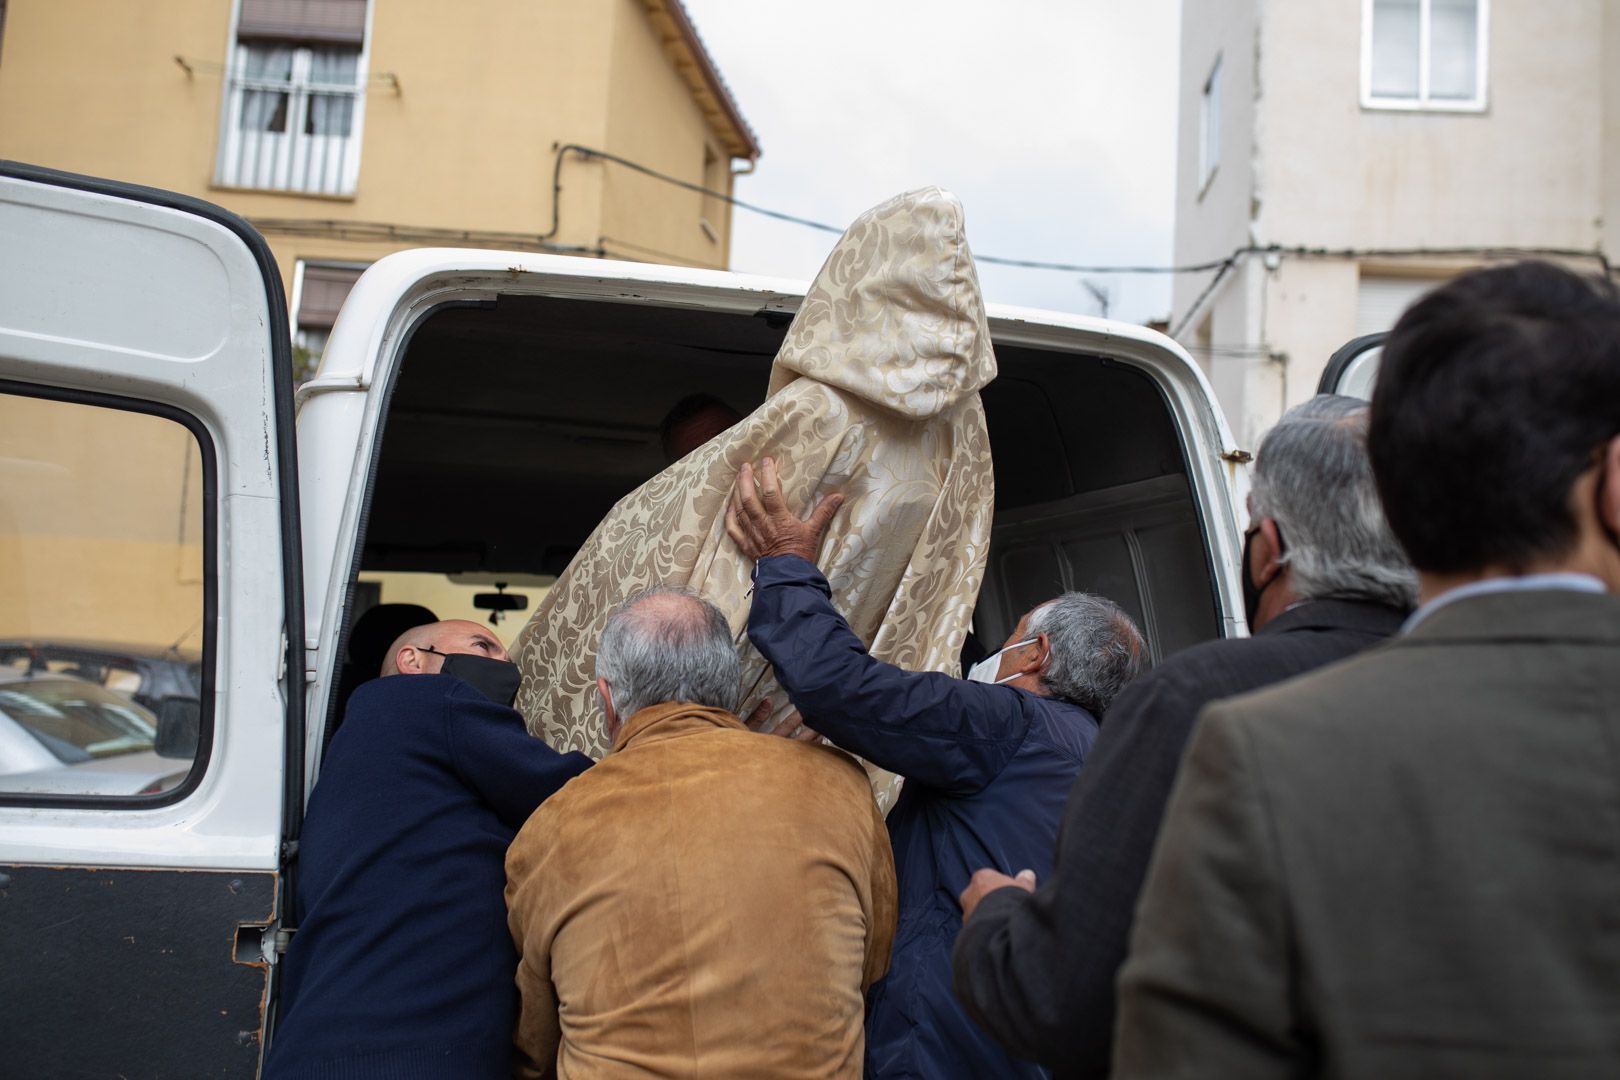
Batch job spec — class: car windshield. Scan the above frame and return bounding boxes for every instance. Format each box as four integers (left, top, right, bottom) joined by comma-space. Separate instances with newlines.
0, 678, 157, 762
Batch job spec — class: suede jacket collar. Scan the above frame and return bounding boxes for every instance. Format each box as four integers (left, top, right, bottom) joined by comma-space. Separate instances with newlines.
611, 701, 747, 754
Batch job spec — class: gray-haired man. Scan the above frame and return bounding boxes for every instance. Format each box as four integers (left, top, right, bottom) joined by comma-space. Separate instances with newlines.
503, 587, 896, 1079
952, 394, 1418, 1078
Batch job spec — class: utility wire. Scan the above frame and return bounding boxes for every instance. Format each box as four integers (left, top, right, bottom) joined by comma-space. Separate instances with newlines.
547, 144, 1615, 280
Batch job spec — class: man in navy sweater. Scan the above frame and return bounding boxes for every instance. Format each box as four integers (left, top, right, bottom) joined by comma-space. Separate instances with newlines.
265, 620, 592, 1079
727, 458, 1145, 1080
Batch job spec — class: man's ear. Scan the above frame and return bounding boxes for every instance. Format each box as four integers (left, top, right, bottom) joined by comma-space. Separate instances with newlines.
1014, 632, 1051, 677
394, 644, 425, 676
1600, 434, 1620, 535
1253, 517, 1288, 588
596, 677, 619, 737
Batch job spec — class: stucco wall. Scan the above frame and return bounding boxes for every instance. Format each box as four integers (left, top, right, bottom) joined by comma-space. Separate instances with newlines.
0, 0, 743, 302
1257, 0, 1606, 250
599, 0, 733, 268
1171, 0, 1257, 326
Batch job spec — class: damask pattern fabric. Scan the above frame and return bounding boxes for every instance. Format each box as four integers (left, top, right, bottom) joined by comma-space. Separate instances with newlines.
510, 187, 998, 808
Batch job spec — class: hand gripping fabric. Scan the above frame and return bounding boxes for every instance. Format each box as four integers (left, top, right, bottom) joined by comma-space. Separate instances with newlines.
509, 187, 997, 810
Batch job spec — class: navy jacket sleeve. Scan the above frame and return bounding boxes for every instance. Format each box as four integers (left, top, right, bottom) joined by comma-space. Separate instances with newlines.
950, 667, 1199, 1074
441, 681, 593, 831
747, 554, 1030, 796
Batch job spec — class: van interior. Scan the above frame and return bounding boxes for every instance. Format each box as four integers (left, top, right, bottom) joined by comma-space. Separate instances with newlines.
332, 292, 1222, 738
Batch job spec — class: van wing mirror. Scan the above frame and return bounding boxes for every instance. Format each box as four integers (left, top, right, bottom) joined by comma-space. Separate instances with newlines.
153, 696, 201, 759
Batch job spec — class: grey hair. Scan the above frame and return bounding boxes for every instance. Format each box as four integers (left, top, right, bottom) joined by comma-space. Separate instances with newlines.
1025, 593, 1145, 716
1250, 394, 1418, 610
595, 586, 741, 720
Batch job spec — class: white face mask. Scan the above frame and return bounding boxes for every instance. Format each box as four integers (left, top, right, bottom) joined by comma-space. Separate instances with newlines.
966, 638, 1037, 685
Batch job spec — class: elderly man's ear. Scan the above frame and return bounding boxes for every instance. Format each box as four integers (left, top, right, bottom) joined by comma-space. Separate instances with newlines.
1249, 517, 1287, 589
597, 677, 621, 739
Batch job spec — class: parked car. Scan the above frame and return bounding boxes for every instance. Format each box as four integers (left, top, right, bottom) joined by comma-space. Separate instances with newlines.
0, 672, 188, 797
0, 639, 202, 714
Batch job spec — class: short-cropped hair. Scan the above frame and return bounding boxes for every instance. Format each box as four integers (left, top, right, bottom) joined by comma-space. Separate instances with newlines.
596, 586, 741, 720
1370, 261, 1620, 574
1251, 395, 1417, 610
1026, 594, 1145, 716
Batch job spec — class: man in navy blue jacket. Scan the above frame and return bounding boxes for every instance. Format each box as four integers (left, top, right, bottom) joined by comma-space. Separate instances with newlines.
265, 620, 592, 1079
727, 458, 1145, 1080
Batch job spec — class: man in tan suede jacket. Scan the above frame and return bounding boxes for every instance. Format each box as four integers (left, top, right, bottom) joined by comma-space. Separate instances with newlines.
505, 587, 897, 1079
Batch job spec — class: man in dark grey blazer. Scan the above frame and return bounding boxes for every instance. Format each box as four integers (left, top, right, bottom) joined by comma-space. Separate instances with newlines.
1115, 261, 1620, 1078
952, 394, 1416, 1077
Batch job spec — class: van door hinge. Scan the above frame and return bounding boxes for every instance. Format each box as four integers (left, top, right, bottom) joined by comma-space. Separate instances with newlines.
1220, 449, 1254, 464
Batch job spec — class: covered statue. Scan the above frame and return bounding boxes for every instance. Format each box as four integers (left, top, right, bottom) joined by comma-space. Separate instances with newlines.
510, 186, 997, 808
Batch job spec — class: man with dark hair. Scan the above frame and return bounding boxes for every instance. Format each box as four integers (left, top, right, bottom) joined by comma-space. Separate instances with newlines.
727, 457, 1145, 1080
952, 394, 1414, 1077
505, 587, 896, 1078
1115, 261, 1620, 1078
267, 621, 591, 1080
659, 392, 743, 462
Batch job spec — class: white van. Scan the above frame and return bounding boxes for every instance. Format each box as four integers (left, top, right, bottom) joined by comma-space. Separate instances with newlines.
0, 161, 1251, 1074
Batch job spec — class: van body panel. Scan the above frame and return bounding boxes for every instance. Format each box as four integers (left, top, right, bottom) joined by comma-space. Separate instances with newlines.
1, 864, 277, 1076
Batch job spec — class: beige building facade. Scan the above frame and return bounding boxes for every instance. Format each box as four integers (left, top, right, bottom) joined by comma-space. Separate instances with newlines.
0, 0, 758, 649
0, 0, 759, 372
1173, 0, 1617, 446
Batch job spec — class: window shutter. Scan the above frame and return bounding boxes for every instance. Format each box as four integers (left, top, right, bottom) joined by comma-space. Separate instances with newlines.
297, 264, 365, 330
238, 0, 366, 47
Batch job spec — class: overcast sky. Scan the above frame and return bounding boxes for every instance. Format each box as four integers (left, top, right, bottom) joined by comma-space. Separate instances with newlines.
681, 0, 1183, 325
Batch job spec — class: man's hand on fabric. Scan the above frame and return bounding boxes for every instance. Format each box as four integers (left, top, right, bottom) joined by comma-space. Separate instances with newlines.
725, 457, 843, 564
959, 867, 1037, 921
745, 699, 823, 743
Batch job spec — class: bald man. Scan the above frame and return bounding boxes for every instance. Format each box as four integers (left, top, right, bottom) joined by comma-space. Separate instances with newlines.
266, 620, 592, 1080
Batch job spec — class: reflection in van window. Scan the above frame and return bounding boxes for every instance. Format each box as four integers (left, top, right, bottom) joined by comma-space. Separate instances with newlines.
0, 391, 206, 799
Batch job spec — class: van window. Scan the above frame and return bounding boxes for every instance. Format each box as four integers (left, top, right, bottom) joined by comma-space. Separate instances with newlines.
0, 389, 209, 801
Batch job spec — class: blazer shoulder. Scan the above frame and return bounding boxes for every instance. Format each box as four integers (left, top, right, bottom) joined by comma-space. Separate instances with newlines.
1200, 635, 1414, 737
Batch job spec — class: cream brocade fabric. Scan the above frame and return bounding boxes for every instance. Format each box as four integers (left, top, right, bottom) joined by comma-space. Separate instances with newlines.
511, 187, 997, 810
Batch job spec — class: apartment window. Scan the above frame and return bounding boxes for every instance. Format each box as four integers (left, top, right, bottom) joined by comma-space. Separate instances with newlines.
292, 261, 365, 380
1199, 56, 1221, 192
1363, 0, 1487, 110
216, 0, 370, 195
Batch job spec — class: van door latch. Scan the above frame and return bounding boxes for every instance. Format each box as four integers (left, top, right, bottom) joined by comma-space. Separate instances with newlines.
234, 923, 295, 964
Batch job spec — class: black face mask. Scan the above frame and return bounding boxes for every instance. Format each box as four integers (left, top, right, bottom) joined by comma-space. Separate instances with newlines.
427, 650, 523, 708
1241, 523, 1286, 629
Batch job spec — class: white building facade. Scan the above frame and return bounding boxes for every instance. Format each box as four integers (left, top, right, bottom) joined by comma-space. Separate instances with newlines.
1173, 0, 1619, 446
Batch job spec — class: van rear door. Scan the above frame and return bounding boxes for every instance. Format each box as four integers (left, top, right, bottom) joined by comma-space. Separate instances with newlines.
0, 163, 304, 1075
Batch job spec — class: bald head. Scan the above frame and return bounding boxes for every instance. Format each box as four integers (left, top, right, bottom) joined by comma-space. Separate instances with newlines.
383, 619, 508, 677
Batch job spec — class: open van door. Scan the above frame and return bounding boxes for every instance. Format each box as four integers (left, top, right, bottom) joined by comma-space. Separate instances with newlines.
1318, 332, 1386, 400
0, 163, 304, 1074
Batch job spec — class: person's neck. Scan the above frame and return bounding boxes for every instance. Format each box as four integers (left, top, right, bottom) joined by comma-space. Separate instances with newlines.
1418, 543, 1619, 604
1250, 575, 1300, 631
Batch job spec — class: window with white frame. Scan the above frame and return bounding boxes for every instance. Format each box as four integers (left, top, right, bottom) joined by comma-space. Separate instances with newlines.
1199, 55, 1221, 191
1363, 0, 1487, 110
216, 0, 369, 195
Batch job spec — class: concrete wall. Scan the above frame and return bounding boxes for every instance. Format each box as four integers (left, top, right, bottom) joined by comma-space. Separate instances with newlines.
1174, 0, 1617, 443
1258, 0, 1606, 250
1171, 0, 1257, 323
